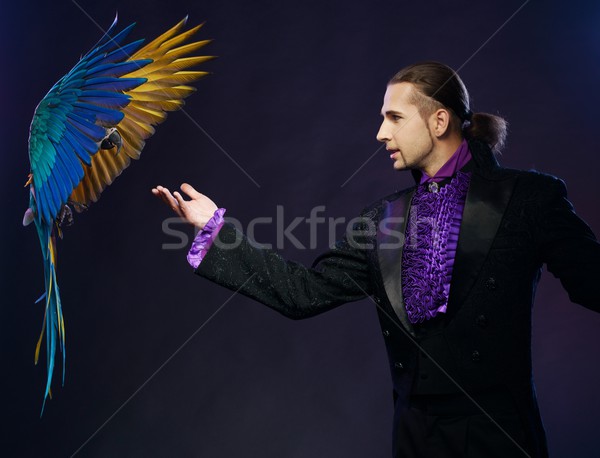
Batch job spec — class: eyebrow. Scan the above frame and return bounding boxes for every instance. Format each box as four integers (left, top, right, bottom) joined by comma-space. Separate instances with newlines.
382, 110, 406, 117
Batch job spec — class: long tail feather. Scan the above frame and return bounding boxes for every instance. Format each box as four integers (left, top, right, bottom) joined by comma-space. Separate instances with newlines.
33, 215, 65, 414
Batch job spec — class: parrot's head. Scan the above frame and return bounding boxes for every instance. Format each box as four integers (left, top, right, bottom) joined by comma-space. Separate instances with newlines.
100, 127, 123, 154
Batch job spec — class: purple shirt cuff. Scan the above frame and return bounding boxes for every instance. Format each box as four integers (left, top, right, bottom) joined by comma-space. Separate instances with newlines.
187, 208, 226, 269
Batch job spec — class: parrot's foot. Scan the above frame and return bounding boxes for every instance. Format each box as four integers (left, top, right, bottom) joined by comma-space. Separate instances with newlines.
57, 204, 74, 228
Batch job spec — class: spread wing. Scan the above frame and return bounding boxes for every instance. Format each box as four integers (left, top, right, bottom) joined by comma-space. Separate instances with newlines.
69, 16, 212, 208
28, 15, 213, 225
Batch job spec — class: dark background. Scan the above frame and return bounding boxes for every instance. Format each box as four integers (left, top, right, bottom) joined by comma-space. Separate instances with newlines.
2, 0, 600, 456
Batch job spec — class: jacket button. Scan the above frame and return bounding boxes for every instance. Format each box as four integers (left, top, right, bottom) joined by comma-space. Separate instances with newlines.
394, 362, 404, 370
475, 315, 488, 327
382, 329, 390, 337
485, 277, 497, 290
471, 350, 481, 362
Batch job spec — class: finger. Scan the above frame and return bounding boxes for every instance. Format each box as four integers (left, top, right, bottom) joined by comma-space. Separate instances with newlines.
161, 193, 176, 210
153, 187, 170, 205
160, 188, 183, 215
161, 187, 178, 206
173, 191, 187, 208
180, 183, 203, 199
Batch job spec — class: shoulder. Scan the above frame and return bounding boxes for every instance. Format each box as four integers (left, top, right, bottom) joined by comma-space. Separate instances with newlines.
483, 163, 567, 193
516, 168, 566, 188
506, 168, 568, 198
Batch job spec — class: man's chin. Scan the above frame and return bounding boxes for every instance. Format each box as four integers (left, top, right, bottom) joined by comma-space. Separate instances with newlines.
392, 161, 407, 171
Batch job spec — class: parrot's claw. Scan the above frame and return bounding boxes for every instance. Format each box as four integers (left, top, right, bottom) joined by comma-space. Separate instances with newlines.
56, 204, 74, 228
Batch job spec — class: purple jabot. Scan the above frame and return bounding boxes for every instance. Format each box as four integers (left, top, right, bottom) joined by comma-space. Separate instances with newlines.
187, 208, 227, 269
401, 139, 473, 323
402, 170, 471, 323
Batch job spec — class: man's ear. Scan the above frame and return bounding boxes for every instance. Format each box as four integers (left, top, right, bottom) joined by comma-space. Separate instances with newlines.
430, 108, 451, 137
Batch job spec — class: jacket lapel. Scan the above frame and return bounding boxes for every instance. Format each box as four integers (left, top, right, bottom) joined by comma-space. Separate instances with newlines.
445, 170, 517, 317
377, 189, 417, 337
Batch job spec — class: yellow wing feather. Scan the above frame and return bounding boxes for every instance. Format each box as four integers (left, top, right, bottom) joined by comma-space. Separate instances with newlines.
69, 18, 213, 209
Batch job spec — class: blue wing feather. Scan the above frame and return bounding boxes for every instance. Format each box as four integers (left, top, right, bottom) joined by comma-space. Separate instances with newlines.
87, 40, 146, 68
54, 140, 84, 185
66, 122, 101, 152
38, 182, 53, 224
82, 77, 147, 92
35, 141, 55, 182
77, 90, 131, 109
83, 14, 121, 57
66, 112, 107, 140
54, 148, 78, 190
45, 123, 63, 144
84, 59, 152, 79
50, 167, 68, 206
52, 155, 71, 202
46, 175, 62, 217
62, 129, 93, 165
88, 22, 137, 58
60, 77, 85, 92
72, 102, 125, 125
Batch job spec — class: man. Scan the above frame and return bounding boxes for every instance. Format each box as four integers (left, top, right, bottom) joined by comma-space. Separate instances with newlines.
152, 62, 600, 457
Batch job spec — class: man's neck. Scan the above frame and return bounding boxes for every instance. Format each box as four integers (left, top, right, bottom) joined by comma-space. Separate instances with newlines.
421, 137, 464, 178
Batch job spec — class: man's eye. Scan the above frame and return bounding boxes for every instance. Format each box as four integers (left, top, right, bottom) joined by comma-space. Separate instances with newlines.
392, 115, 402, 121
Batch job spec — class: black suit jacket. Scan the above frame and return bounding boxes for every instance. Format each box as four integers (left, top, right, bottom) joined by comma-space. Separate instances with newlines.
196, 139, 600, 457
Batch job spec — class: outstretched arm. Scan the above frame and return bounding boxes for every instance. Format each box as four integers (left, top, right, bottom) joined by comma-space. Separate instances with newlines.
152, 183, 374, 318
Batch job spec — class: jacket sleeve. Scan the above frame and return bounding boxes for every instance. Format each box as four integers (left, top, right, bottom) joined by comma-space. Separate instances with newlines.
193, 214, 375, 319
536, 176, 600, 311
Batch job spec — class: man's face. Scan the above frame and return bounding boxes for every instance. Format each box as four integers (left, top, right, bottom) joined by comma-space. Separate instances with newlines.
376, 82, 435, 171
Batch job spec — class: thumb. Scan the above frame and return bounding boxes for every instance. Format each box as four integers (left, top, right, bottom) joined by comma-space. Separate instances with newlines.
181, 183, 203, 199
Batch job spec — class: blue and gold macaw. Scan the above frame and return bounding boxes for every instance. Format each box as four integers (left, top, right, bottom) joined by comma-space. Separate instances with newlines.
23, 15, 213, 410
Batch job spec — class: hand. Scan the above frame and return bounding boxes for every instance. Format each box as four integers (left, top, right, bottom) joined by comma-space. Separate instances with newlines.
152, 183, 218, 229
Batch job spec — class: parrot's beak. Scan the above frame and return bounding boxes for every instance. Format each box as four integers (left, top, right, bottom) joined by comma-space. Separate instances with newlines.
100, 129, 123, 155
23, 208, 34, 226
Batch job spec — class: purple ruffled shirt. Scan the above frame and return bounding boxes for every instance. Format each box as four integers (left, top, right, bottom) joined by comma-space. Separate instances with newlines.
401, 139, 472, 323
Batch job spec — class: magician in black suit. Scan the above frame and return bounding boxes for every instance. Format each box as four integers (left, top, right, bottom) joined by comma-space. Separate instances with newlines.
152, 62, 600, 458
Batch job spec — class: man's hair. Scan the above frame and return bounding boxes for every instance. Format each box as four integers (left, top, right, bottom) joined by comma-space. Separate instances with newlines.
389, 61, 508, 153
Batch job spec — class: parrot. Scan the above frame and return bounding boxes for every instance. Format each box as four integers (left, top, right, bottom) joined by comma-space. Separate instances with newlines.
22, 14, 214, 412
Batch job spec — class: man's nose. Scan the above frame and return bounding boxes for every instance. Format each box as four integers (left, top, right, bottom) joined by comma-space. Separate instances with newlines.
376, 122, 389, 143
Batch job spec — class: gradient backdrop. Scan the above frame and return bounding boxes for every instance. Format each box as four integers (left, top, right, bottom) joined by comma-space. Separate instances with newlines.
2, 0, 600, 456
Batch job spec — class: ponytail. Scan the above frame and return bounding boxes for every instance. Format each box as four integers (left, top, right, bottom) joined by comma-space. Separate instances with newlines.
463, 112, 508, 153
